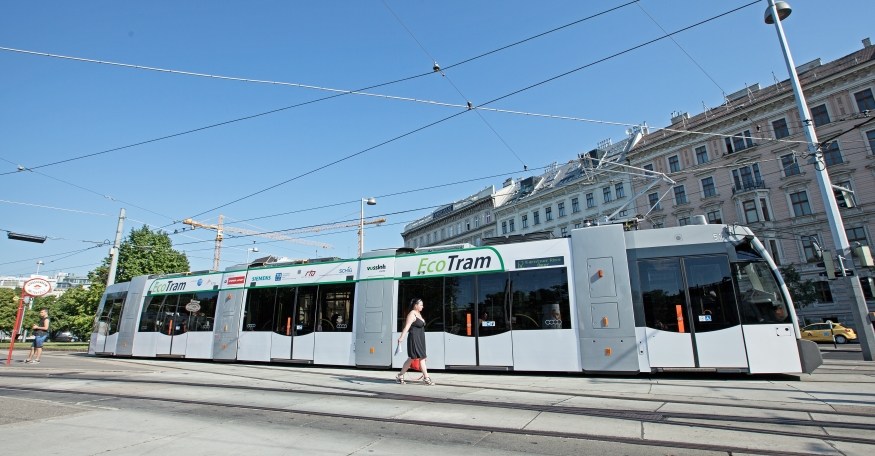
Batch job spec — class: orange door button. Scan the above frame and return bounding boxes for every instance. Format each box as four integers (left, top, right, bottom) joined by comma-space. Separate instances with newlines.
676, 304, 685, 333
605, 348, 612, 356
370, 347, 375, 354
602, 316, 609, 327
597, 269, 604, 278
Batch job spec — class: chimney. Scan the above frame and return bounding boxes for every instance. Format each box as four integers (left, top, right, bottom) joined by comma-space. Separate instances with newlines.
864, 38, 872, 48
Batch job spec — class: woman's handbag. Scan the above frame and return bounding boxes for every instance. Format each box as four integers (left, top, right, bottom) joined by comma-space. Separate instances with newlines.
410, 358, 421, 371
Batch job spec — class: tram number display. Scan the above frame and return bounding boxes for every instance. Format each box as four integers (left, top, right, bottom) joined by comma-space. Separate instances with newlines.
698, 315, 712, 322
515, 256, 564, 269
185, 300, 201, 313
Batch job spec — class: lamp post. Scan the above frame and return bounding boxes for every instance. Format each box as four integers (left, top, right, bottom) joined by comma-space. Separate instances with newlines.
35, 260, 43, 275
765, 0, 875, 360
246, 247, 258, 264
359, 198, 376, 257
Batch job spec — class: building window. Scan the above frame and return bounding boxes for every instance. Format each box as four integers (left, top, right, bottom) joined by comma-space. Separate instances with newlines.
560, 227, 568, 237
790, 191, 812, 216
652, 220, 664, 229
465, 220, 470, 231
449, 225, 454, 237
695, 146, 708, 164
855, 88, 875, 112
545, 207, 553, 221
678, 216, 691, 226
619, 210, 628, 217
822, 142, 843, 166
643, 163, 654, 175
458, 222, 462, 234
615, 183, 625, 198
441, 228, 445, 240
673, 185, 687, 205
474, 216, 480, 228
603, 187, 612, 203
668, 155, 681, 172
772, 118, 790, 139
846, 226, 868, 247
426, 234, 431, 244
743, 200, 758, 223
509, 219, 515, 232
648, 192, 661, 210
522, 214, 528, 228
571, 198, 580, 213
834, 180, 856, 208
706, 210, 722, 224
574, 223, 581, 229
501, 221, 507, 234
725, 130, 754, 153
533, 211, 540, 225
419, 237, 423, 247
485, 211, 492, 223
586, 193, 595, 208
781, 153, 800, 177
861, 278, 874, 298
558, 202, 566, 217
701, 177, 716, 198
814, 281, 833, 303
760, 198, 771, 221
801, 235, 820, 262
768, 239, 781, 265
811, 104, 830, 126
732, 164, 763, 192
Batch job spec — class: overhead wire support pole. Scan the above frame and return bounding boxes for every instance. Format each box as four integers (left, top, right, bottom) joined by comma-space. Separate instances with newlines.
766, 0, 875, 360
106, 208, 125, 286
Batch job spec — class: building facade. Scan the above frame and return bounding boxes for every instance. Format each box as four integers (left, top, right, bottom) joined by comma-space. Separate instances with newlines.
493, 133, 642, 239
401, 185, 515, 248
628, 40, 875, 327
0, 272, 91, 297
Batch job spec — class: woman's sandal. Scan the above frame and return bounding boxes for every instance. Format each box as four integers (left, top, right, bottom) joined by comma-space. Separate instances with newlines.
423, 377, 435, 386
396, 373, 406, 384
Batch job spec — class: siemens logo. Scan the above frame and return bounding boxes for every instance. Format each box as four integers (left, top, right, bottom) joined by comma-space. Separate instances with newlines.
251, 275, 271, 281
366, 264, 386, 271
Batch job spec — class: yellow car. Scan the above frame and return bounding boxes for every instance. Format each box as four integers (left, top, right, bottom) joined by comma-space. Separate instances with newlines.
800, 323, 857, 344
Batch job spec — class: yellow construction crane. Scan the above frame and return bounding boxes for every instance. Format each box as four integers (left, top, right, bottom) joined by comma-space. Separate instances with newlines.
182, 215, 386, 270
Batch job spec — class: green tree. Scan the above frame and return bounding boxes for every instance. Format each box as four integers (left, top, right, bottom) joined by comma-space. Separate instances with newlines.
779, 265, 819, 309
94, 225, 190, 284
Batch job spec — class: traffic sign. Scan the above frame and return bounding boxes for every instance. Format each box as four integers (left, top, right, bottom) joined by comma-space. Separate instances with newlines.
23, 278, 52, 297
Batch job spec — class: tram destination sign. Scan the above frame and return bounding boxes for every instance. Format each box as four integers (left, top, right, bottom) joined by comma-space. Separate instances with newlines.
515, 256, 564, 269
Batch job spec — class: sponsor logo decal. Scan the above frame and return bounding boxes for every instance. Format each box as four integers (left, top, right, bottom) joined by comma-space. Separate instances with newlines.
304, 270, 316, 277
197, 278, 203, 286
366, 264, 386, 271
275, 273, 283, 281
417, 254, 493, 275
338, 267, 353, 274
226, 276, 245, 285
149, 280, 187, 293
251, 275, 271, 282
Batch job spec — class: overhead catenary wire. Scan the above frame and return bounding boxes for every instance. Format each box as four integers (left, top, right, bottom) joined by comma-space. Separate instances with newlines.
186, 1, 762, 220
0, 1, 637, 177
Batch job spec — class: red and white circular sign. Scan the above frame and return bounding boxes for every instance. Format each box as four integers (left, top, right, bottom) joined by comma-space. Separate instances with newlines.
23, 278, 52, 297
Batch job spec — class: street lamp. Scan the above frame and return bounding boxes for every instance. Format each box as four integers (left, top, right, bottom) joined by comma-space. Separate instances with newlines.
36, 260, 43, 275
246, 247, 259, 264
359, 198, 376, 257
764, 0, 875, 361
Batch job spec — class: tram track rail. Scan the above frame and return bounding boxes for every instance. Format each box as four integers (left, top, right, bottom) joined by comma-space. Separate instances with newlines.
0, 383, 848, 456
3, 368, 875, 449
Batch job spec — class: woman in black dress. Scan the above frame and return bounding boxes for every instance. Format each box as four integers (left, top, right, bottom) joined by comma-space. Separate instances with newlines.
396, 298, 434, 385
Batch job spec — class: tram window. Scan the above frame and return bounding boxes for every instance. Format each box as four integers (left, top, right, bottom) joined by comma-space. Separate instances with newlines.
295, 286, 318, 336
243, 288, 276, 331
107, 298, 124, 335
187, 291, 219, 332
638, 259, 687, 332
445, 276, 476, 336
317, 283, 355, 332
478, 273, 511, 336
734, 262, 792, 325
682, 256, 739, 332
166, 294, 194, 335
509, 268, 571, 330
398, 278, 443, 332
274, 287, 297, 336
138, 295, 165, 332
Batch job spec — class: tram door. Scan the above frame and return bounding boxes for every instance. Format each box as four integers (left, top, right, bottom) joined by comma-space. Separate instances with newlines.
444, 273, 513, 367
265, 286, 317, 361
639, 255, 748, 369
156, 294, 192, 356
93, 294, 124, 353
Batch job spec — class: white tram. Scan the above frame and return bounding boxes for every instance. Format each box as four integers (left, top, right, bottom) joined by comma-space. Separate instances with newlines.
89, 223, 822, 374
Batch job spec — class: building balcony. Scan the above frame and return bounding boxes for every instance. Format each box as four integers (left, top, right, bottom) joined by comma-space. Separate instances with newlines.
732, 180, 767, 195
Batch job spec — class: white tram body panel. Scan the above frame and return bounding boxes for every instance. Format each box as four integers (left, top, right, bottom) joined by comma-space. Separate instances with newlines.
89, 223, 822, 375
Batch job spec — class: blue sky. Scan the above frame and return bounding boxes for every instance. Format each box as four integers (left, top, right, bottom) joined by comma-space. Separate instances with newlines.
1, 0, 873, 277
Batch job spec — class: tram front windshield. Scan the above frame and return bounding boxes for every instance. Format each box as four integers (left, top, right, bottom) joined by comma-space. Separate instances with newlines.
732, 261, 791, 324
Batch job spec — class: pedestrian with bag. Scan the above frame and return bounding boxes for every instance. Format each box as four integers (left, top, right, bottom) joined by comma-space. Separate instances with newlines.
24, 309, 50, 364
396, 298, 434, 385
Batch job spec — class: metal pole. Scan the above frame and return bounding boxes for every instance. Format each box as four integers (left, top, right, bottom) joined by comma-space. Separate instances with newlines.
106, 208, 126, 286
358, 199, 364, 258
5, 293, 27, 365
767, 0, 875, 360
213, 215, 224, 271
